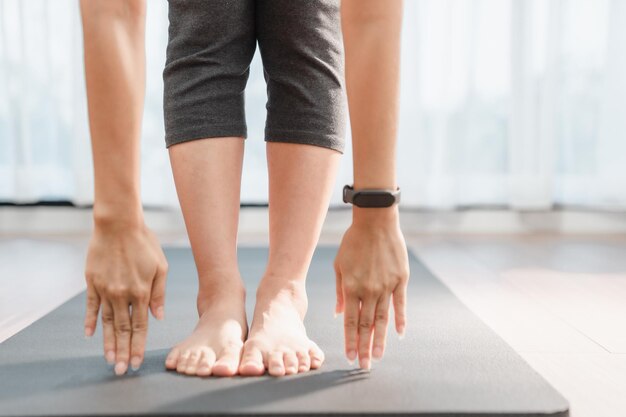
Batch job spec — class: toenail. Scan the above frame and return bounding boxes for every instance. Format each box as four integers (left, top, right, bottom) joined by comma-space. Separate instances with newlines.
114, 362, 127, 375
372, 347, 383, 359
130, 357, 142, 371
105, 351, 115, 365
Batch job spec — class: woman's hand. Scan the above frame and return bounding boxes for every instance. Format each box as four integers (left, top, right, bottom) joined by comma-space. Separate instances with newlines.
84, 221, 168, 375
334, 209, 409, 370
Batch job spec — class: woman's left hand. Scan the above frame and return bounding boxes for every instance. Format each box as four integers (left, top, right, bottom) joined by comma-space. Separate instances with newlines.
334, 211, 410, 370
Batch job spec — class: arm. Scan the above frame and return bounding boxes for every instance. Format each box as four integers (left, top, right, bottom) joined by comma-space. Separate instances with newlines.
80, 0, 168, 375
335, 0, 409, 370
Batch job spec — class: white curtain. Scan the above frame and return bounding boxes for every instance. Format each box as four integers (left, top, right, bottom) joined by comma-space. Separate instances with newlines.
1, 0, 625, 209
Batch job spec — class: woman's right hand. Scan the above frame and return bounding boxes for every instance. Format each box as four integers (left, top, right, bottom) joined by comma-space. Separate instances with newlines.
84, 222, 168, 375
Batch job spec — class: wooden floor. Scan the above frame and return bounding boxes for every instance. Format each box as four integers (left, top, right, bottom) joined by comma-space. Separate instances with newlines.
1, 212, 625, 417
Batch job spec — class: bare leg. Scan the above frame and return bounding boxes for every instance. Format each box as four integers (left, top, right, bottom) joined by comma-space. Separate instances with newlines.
239, 142, 340, 376
165, 137, 247, 377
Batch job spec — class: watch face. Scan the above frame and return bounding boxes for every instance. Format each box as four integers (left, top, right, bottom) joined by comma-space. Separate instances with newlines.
353, 191, 396, 208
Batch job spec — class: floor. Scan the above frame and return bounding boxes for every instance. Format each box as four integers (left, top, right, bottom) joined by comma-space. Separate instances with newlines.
1, 209, 625, 417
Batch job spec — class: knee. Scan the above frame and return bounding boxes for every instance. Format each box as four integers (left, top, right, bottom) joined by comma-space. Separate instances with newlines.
80, 0, 146, 22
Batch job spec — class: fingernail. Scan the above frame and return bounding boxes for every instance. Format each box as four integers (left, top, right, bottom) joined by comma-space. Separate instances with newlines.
346, 350, 357, 364
156, 306, 165, 321
130, 357, 142, 371
333, 311, 338, 319
398, 328, 406, 340
105, 351, 115, 365
361, 358, 371, 370
84, 327, 93, 338
114, 362, 127, 376
372, 347, 383, 359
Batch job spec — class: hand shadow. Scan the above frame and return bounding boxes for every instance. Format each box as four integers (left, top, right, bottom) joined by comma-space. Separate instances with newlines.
0, 347, 369, 414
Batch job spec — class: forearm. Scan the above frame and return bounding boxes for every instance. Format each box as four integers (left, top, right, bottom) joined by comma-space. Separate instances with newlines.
341, 0, 403, 223
80, 0, 146, 227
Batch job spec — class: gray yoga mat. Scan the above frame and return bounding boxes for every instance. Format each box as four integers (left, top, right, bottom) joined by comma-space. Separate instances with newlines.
0, 247, 568, 417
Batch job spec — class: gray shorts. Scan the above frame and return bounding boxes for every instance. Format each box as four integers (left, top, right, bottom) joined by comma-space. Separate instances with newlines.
163, 0, 346, 153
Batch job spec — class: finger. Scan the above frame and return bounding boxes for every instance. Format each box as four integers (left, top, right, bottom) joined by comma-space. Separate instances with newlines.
372, 295, 391, 360
150, 261, 168, 320
343, 293, 360, 364
130, 300, 149, 371
334, 262, 344, 316
112, 299, 132, 376
393, 282, 407, 338
357, 297, 377, 370
101, 300, 116, 365
84, 284, 100, 337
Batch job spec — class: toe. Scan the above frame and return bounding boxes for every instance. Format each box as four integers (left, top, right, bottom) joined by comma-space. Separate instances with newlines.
283, 351, 298, 375
212, 345, 242, 377
268, 350, 285, 377
309, 342, 325, 369
197, 349, 216, 377
296, 350, 311, 373
176, 350, 191, 374
165, 348, 181, 370
239, 344, 265, 376
185, 350, 201, 375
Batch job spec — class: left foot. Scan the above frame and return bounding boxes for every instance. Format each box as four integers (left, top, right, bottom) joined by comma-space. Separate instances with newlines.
239, 277, 324, 376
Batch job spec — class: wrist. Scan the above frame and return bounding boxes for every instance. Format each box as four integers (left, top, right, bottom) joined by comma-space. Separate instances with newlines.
352, 205, 399, 227
93, 201, 144, 231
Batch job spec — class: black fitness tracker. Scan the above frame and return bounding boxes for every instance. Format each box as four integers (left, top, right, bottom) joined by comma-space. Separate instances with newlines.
342, 185, 401, 208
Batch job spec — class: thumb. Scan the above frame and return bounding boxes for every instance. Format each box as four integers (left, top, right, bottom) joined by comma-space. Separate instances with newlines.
334, 261, 344, 317
149, 262, 168, 320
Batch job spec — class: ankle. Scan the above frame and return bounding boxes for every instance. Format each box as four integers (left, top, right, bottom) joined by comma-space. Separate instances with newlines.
197, 266, 242, 289
257, 274, 308, 313
197, 271, 246, 313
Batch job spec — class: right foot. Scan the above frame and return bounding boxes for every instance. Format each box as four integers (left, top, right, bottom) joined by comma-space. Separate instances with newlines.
165, 280, 247, 377
239, 278, 324, 377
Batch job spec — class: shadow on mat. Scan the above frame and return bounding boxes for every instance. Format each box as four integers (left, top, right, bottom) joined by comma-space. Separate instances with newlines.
0, 349, 170, 401
0, 347, 367, 409
155, 368, 369, 413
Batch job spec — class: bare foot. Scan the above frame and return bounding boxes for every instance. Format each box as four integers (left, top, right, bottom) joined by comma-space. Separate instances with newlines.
165, 279, 247, 377
239, 278, 324, 377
